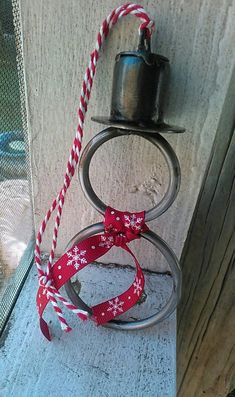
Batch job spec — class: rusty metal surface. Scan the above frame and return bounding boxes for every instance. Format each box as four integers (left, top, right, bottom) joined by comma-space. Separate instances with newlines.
93, 30, 185, 134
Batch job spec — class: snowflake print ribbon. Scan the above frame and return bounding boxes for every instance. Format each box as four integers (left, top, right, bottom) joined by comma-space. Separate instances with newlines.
67, 247, 87, 270
107, 297, 124, 316
133, 277, 142, 296
37, 207, 148, 339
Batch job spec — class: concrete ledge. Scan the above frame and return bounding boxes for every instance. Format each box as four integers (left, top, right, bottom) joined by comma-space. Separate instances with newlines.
0, 265, 176, 397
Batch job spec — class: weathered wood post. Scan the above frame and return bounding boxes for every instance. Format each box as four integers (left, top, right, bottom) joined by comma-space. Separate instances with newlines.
177, 68, 235, 397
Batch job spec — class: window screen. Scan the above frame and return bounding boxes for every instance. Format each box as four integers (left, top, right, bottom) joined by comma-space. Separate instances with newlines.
0, 0, 34, 335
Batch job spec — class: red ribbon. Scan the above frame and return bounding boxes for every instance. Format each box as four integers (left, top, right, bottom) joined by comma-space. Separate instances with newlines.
37, 207, 149, 334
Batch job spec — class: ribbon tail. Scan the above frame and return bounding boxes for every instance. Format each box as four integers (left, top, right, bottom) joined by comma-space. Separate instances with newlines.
40, 317, 51, 341
92, 243, 145, 325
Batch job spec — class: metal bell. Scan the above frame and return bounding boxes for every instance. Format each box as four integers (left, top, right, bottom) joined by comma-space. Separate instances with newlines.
92, 30, 185, 134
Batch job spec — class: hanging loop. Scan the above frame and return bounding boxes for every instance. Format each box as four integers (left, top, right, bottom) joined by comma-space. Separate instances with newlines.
138, 28, 151, 52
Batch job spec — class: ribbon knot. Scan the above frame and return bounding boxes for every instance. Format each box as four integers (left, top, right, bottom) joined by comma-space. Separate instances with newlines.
104, 207, 149, 247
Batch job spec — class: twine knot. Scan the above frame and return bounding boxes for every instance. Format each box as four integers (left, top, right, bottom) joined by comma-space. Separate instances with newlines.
39, 274, 53, 289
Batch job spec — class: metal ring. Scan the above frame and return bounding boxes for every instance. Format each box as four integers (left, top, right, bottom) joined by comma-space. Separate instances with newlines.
65, 223, 181, 331
79, 127, 181, 222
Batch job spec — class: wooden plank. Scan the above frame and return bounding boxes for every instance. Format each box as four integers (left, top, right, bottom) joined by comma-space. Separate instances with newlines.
0, 265, 176, 397
177, 67, 235, 396
20, 0, 235, 272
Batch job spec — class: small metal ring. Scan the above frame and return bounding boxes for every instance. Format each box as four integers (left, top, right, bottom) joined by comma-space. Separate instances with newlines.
79, 127, 181, 222
65, 223, 181, 331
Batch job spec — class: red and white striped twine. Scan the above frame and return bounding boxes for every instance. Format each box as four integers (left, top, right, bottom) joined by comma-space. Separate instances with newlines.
34, 3, 155, 333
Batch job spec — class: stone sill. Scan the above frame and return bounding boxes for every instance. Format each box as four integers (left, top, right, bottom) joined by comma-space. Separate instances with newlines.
0, 265, 176, 397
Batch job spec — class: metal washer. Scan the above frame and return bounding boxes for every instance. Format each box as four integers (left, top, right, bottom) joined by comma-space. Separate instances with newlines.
78, 127, 181, 222
65, 222, 182, 330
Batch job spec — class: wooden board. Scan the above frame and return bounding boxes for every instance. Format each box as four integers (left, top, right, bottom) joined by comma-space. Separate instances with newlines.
20, 0, 235, 272
177, 67, 235, 396
0, 265, 176, 397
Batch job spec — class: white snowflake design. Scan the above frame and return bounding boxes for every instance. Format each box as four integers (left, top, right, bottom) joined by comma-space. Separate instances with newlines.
67, 246, 87, 270
99, 235, 114, 249
107, 297, 124, 316
133, 277, 142, 296
124, 214, 143, 231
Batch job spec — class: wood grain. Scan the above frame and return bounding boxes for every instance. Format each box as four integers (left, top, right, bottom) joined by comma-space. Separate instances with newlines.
177, 67, 235, 397
20, 0, 235, 272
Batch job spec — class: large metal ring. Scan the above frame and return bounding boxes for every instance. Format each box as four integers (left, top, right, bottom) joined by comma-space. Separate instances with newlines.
65, 223, 181, 331
79, 127, 181, 222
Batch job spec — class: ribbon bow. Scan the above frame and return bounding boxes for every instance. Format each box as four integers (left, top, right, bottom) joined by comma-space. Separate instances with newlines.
37, 207, 149, 340
104, 207, 148, 244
